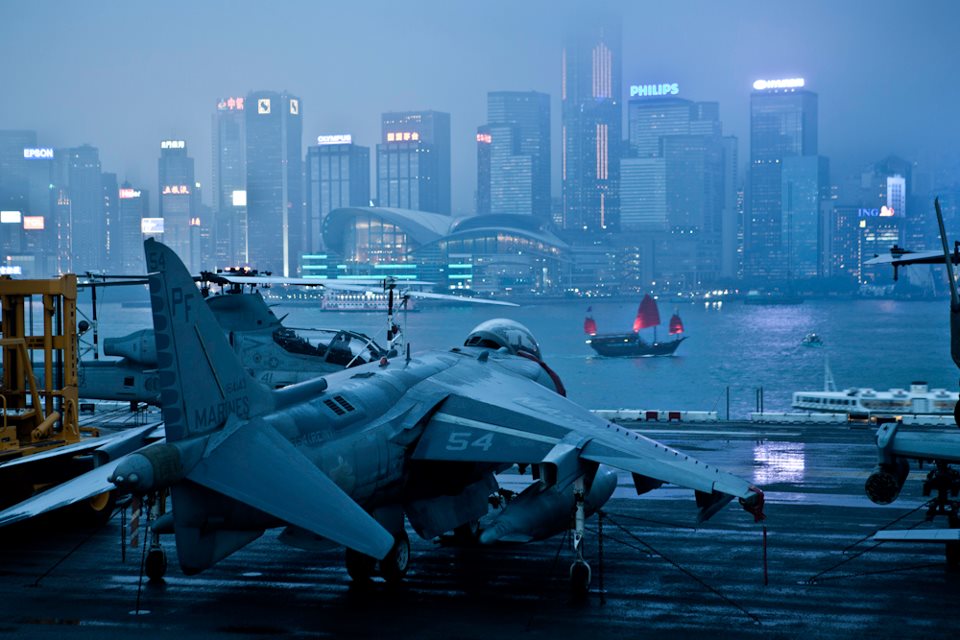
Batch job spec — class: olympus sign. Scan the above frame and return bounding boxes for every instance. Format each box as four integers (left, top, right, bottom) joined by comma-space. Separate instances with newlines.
752, 78, 805, 91
630, 83, 679, 98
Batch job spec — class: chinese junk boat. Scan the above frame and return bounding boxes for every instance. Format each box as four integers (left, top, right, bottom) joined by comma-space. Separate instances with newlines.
584, 295, 686, 357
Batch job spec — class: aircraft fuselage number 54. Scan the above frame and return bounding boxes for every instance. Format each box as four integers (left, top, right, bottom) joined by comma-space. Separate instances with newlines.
445, 431, 494, 452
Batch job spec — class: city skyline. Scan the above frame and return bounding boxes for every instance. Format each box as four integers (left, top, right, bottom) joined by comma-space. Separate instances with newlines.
2, 1, 959, 216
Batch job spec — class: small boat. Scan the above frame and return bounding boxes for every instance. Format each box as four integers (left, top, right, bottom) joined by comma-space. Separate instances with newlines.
744, 289, 804, 305
585, 295, 686, 357
801, 333, 823, 347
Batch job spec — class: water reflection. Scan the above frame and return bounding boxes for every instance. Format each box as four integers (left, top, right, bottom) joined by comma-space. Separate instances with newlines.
753, 441, 806, 485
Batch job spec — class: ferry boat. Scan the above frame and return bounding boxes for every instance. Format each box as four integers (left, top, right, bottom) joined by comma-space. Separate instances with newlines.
792, 381, 958, 416
320, 291, 416, 312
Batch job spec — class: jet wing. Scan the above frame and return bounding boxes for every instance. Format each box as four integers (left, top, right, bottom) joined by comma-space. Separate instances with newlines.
864, 249, 947, 267
875, 529, 960, 543
876, 422, 960, 463
413, 361, 758, 512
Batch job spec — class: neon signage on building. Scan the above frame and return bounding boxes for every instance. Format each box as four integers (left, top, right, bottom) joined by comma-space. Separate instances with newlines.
629, 83, 679, 97
119, 188, 141, 199
752, 78, 805, 91
858, 206, 896, 218
476, 133, 492, 144
23, 216, 44, 230
317, 134, 353, 145
162, 185, 190, 195
23, 147, 54, 159
386, 132, 420, 142
160, 140, 185, 150
217, 97, 245, 111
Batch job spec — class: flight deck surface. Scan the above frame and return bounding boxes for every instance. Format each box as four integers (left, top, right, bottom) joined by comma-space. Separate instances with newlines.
1, 421, 957, 638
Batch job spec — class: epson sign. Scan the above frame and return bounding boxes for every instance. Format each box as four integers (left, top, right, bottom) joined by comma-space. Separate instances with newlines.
23, 148, 54, 159
630, 83, 679, 98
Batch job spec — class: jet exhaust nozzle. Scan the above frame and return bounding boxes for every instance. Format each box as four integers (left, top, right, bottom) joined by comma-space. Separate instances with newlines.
103, 329, 158, 365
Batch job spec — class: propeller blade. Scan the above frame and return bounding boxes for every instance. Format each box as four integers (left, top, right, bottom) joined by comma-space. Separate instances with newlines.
403, 290, 519, 306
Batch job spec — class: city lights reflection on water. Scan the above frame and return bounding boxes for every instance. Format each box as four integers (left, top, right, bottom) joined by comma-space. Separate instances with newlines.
753, 441, 806, 485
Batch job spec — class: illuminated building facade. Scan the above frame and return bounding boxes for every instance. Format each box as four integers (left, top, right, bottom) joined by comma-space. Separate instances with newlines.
63, 144, 105, 273
377, 111, 451, 214
747, 79, 818, 280
158, 140, 197, 271
305, 136, 369, 253
212, 96, 247, 266
781, 155, 830, 278
245, 90, 303, 276
561, 16, 621, 231
477, 91, 551, 219
118, 182, 149, 273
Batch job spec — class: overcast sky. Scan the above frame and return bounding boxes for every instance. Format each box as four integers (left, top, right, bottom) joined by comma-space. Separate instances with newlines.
2, 0, 958, 214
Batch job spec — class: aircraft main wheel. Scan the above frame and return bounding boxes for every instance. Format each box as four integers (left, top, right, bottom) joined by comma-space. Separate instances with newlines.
345, 548, 376, 583
946, 542, 960, 570
380, 530, 410, 583
569, 560, 591, 597
145, 548, 167, 581
453, 520, 480, 544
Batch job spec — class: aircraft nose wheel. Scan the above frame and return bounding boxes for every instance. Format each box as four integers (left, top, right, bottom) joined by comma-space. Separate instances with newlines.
345, 548, 377, 583
570, 560, 591, 597
380, 530, 410, 583
145, 547, 167, 582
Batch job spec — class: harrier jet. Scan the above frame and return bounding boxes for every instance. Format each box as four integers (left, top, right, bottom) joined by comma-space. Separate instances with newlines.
1, 240, 765, 594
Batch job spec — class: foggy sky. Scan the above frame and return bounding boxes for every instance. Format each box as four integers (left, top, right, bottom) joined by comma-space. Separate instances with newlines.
2, 0, 958, 215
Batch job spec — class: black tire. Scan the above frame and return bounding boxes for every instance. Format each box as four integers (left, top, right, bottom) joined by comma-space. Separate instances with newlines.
946, 542, 960, 571
345, 548, 377, 583
380, 530, 410, 584
145, 548, 167, 582
570, 560, 591, 598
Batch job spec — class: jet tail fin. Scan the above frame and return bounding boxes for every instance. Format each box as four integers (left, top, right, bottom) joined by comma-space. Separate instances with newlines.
144, 239, 274, 442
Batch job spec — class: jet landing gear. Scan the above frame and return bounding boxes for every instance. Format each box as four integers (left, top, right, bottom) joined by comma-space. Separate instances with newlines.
922, 462, 960, 570
345, 530, 410, 584
570, 477, 592, 597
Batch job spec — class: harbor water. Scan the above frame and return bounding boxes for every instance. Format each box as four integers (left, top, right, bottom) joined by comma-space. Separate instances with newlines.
85, 295, 957, 419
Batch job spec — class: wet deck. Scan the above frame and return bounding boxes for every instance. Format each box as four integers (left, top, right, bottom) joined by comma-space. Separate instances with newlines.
1, 421, 958, 638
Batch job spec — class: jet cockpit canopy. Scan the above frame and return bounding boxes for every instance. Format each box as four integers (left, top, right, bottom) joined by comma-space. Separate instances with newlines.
464, 319, 542, 360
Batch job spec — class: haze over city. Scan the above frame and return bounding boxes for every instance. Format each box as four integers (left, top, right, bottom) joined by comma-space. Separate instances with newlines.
2, 0, 958, 214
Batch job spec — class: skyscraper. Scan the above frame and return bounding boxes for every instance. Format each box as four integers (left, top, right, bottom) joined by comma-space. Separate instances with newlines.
746, 78, 818, 280
377, 111, 451, 214
63, 144, 105, 273
101, 172, 119, 271
477, 91, 551, 218
245, 90, 303, 276
781, 155, 830, 278
158, 139, 196, 271
118, 182, 149, 273
305, 135, 369, 252
212, 96, 247, 265
561, 15, 621, 231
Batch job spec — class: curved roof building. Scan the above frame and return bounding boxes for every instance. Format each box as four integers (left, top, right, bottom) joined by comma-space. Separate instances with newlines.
322, 207, 454, 264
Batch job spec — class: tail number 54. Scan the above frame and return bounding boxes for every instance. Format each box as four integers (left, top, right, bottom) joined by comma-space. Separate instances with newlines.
445, 431, 494, 452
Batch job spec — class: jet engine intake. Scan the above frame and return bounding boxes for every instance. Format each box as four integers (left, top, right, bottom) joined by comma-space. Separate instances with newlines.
865, 458, 910, 505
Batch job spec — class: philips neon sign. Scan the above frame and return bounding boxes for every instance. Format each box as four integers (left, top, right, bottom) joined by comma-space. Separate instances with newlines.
753, 78, 805, 91
630, 83, 679, 97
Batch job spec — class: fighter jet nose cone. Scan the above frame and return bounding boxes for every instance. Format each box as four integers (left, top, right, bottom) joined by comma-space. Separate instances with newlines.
478, 526, 503, 545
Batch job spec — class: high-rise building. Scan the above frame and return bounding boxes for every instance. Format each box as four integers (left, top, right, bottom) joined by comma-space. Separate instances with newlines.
245, 90, 303, 276
118, 182, 150, 273
477, 91, 551, 218
212, 96, 247, 265
561, 16, 621, 231
781, 155, 830, 278
101, 172, 119, 272
377, 111, 451, 214
0, 131, 57, 276
63, 144, 105, 273
476, 126, 492, 215
746, 78, 818, 280
158, 139, 196, 271
305, 135, 370, 253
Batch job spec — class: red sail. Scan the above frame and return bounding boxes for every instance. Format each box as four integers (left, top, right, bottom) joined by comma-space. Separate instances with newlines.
584, 307, 597, 336
632, 294, 661, 332
669, 313, 684, 335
